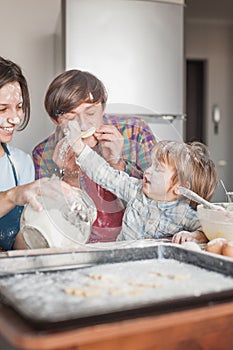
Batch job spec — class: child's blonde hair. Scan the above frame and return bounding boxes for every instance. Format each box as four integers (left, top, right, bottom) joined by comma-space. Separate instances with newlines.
151, 140, 218, 209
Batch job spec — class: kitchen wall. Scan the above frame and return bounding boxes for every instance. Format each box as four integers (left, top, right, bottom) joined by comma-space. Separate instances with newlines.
185, 17, 233, 199
0, 0, 61, 154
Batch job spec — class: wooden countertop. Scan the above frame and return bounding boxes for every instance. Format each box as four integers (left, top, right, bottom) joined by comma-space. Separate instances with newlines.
1, 243, 233, 349
1, 299, 233, 350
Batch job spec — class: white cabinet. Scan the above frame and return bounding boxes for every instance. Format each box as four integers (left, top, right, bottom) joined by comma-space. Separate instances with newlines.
64, 0, 185, 116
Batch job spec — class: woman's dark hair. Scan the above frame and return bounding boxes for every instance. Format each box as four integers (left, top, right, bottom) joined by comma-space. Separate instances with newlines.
44, 69, 108, 121
0, 56, 30, 130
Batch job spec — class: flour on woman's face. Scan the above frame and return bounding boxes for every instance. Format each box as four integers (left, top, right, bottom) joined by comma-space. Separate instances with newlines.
0, 82, 24, 143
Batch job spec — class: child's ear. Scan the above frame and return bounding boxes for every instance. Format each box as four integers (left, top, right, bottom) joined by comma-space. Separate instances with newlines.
173, 183, 181, 196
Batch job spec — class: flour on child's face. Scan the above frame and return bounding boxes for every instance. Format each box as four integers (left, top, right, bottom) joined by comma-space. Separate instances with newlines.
143, 163, 175, 201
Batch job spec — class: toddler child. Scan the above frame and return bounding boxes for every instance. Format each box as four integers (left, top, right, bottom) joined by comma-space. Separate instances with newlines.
63, 120, 218, 244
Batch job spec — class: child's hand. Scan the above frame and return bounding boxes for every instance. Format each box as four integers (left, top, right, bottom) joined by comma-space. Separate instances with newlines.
172, 230, 208, 244
53, 137, 72, 168
65, 120, 85, 155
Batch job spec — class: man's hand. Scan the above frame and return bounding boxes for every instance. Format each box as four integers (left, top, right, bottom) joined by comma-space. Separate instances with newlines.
95, 125, 124, 166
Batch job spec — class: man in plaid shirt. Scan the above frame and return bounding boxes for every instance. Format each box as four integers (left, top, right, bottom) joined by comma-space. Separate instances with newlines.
33, 69, 156, 243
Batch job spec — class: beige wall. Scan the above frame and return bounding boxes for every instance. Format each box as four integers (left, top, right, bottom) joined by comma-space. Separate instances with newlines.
185, 19, 233, 199
0, 0, 61, 154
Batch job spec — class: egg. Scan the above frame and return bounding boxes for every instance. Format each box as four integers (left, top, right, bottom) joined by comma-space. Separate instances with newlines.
222, 242, 233, 258
206, 238, 227, 255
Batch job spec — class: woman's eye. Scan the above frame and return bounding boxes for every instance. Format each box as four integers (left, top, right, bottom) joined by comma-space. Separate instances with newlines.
0, 108, 6, 113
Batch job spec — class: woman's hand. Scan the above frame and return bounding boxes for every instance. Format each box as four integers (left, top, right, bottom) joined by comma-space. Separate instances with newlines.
4, 177, 72, 213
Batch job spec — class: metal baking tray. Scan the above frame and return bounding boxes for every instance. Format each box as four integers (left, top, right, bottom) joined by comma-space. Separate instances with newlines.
1, 242, 233, 330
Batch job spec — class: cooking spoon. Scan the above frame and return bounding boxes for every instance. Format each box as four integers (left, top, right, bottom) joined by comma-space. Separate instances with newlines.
220, 180, 232, 203
178, 186, 225, 211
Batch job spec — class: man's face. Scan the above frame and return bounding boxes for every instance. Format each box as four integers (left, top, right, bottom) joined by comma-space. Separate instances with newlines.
57, 102, 104, 147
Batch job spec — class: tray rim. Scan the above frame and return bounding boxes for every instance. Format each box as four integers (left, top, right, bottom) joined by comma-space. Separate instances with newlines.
1, 243, 233, 329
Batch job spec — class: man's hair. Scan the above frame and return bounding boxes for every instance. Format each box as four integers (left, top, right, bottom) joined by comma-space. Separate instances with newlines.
152, 140, 218, 208
44, 69, 108, 121
0, 56, 30, 130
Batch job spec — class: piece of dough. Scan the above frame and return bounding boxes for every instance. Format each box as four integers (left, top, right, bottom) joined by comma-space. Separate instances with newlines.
81, 127, 96, 139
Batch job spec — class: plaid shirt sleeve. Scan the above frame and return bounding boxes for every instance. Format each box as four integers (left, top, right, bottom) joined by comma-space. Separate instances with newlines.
103, 115, 157, 179
32, 133, 60, 179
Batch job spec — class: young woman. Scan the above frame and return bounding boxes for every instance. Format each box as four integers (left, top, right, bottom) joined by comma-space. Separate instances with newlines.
0, 57, 78, 251
0, 56, 35, 250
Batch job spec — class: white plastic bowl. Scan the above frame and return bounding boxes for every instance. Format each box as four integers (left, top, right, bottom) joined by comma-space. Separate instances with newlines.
197, 203, 233, 241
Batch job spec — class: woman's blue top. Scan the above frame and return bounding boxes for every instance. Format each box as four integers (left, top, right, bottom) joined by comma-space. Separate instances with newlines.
0, 143, 35, 250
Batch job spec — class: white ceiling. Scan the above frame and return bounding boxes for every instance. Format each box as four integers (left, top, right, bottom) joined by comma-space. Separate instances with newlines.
185, 0, 233, 22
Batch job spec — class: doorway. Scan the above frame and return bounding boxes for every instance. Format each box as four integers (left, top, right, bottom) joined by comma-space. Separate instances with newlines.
185, 60, 206, 143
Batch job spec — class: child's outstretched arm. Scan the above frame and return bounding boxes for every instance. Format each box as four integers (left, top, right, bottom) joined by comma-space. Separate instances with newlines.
172, 230, 208, 244
66, 120, 139, 203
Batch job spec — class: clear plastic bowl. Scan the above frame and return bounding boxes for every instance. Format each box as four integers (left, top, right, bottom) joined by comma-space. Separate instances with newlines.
20, 187, 97, 249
